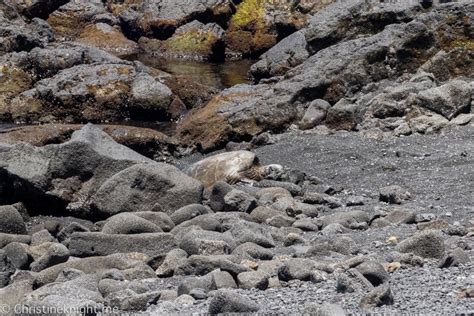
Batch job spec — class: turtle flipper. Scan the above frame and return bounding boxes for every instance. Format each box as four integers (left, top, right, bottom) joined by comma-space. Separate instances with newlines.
239, 178, 257, 186
225, 174, 257, 187
225, 174, 241, 185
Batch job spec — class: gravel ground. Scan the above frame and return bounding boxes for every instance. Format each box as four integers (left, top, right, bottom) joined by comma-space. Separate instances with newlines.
148, 262, 474, 314
171, 125, 474, 314
255, 126, 474, 221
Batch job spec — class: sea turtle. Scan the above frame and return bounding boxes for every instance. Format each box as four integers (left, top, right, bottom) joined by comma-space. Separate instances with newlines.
185, 150, 283, 188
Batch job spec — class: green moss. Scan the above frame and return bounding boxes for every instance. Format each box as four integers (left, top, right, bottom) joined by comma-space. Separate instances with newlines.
165, 30, 218, 54
0, 64, 31, 94
230, 0, 269, 30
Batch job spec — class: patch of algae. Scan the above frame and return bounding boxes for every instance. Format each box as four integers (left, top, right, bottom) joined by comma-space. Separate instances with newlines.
165, 30, 218, 55
230, 0, 269, 30
0, 64, 32, 94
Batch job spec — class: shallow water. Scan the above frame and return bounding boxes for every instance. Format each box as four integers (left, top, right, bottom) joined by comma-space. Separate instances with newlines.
137, 55, 254, 90
0, 58, 254, 135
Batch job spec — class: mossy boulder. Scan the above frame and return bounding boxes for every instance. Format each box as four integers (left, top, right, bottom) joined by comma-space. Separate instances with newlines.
78, 23, 139, 57
139, 21, 225, 61
0, 61, 34, 121
177, 84, 296, 151
0, 44, 214, 125
106, 0, 234, 40
5, 63, 181, 124
0, 62, 32, 99
225, 0, 328, 57
162, 76, 218, 110
47, 0, 108, 39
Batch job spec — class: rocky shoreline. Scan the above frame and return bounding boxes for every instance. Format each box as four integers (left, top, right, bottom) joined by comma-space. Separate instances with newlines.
0, 0, 473, 315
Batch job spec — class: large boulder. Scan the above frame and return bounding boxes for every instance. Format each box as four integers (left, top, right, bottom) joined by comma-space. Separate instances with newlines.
0, 124, 147, 215
156, 249, 188, 277
170, 204, 212, 225
379, 185, 411, 204
365, 72, 437, 120
178, 230, 236, 256
225, 0, 335, 58
410, 80, 471, 120
68, 232, 177, 257
419, 48, 474, 83
101, 213, 163, 234
106, 0, 235, 40
232, 242, 274, 260
0, 233, 31, 248
325, 98, 362, 131
0, 278, 34, 313
250, 0, 422, 80
228, 220, 275, 248
250, 30, 309, 80
278, 258, 316, 281
177, 269, 237, 295
23, 274, 104, 309
1, 41, 208, 124
27, 42, 125, 76
177, 273, 215, 295
34, 253, 147, 286
6, 62, 179, 123
90, 163, 202, 218
208, 290, 260, 314
355, 261, 390, 287
78, 23, 139, 57
395, 230, 445, 259
0, 124, 198, 219
3, 242, 30, 269
139, 21, 225, 61
30, 243, 70, 272
132, 211, 175, 232
237, 271, 269, 290
0, 54, 34, 114
172, 214, 221, 233
47, 0, 108, 39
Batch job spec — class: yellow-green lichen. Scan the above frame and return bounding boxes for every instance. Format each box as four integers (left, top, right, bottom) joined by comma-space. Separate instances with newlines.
451, 39, 474, 50
230, 0, 270, 30
165, 31, 218, 55
0, 64, 32, 95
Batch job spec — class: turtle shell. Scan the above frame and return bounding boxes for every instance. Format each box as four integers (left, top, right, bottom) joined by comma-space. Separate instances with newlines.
185, 150, 259, 188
